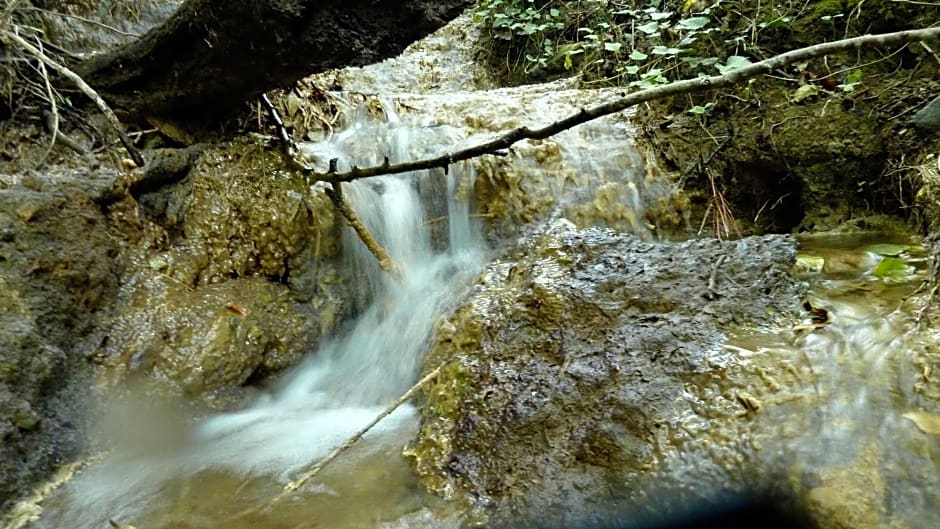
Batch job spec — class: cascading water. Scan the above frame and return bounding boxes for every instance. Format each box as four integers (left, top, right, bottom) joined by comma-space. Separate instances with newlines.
28, 103, 486, 529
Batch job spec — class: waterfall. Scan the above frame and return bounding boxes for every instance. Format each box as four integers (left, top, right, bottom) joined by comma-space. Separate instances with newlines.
33, 105, 486, 529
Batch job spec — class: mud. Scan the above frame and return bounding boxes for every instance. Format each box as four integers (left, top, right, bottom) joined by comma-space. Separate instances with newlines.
638, 0, 940, 235
408, 219, 805, 524
0, 169, 123, 512
94, 139, 348, 399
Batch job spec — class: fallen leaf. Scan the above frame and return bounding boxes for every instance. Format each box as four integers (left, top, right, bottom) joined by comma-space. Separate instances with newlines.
903, 411, 940, 434
225, 302, 249, 317
865, 243, 911, 257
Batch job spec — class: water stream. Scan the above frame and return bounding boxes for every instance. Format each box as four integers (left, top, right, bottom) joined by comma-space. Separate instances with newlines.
29, 103, 487, 529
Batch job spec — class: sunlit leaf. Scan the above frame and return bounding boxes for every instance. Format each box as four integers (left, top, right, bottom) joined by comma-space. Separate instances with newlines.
904, 411, 940, 435
604, 42, 623, 52
637, 21, 660, 34
629, 49, 649, 60
865, 243, 912, 257
678, 16, 710, 30
873, 257, 915, 281
795, 253, 825, 273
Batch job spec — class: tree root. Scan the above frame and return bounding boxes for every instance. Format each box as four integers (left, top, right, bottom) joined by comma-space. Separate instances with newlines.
0, 27, 145, 167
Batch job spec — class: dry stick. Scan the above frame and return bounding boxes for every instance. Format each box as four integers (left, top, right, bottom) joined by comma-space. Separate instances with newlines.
304, 27, 940, 184
34, 37, 57, 169
229, 362, 446, 522
258, 93, 401, 277
325, 183, 400, 277
1, 29, 145, 167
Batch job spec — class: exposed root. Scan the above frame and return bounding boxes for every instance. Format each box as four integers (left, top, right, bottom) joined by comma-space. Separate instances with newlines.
0, 26, 145, 167
698, 168, 741, 240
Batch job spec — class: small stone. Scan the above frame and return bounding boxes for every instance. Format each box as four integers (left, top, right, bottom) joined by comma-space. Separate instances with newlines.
0, 227, 14, 242
913, 94, 940, 133
15, 202, 40, 222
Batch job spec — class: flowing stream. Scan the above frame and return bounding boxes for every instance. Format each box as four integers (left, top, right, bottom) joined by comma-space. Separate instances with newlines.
29, 103, 488, 529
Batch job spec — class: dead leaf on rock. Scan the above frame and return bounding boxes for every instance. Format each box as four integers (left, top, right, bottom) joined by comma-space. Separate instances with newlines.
903, 411, 940, 434
225, 302, 249, 317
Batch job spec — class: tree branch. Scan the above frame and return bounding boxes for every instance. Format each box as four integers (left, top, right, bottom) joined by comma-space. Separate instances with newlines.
0, 28, 145, 167
304, 27, 940, 184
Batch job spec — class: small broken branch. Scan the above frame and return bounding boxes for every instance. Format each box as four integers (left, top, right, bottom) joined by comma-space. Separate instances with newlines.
34, 36, 58, 169
260, 93, 400, 277
229, 362, 447, 521
0, 28, 145, 167
325, 183, 401, 277
301, 27, 940, 184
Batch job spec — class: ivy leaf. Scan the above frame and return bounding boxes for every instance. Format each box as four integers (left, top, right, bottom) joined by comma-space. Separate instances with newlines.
678, 16, 710, 30
604, 42, 623, 52
629, 49, 649, 61
637, 21, 660, 34
715, 55, 753, 74
651, 45, 681, 56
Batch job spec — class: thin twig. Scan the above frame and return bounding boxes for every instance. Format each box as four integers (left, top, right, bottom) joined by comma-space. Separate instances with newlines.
229, 362, 447, 521
0, 28, 145, 167
260, 93, 400, 277
34, 36, 57, 169
326, 183, 400, 277
297, 27, 940, 184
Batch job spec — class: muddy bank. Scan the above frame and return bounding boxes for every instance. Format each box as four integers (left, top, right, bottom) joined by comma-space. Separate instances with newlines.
0, 169, 123, 512
408, 219, 805, 524
95, 140, 348, 401
0, 138, 355, 512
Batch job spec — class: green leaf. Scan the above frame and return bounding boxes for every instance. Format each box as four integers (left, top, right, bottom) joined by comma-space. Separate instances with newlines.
629, 49, 649, 61
604, 42, 623, 52
688, 105, 708, 115
865, 243, 912, 257
845, 69, 864, 84
678, 16, 710, 30
651, 45, 681, 56
637, 21, 660, 35
795, 253, 825, 273
715, 55, 753, 74
625, 65, 640, 74
873, 257, 916, 281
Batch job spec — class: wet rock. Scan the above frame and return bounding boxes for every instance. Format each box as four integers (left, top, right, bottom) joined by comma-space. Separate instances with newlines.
171, 139, 341, 293
913, 94, 940, 133
97, 273, 330, 398
0, 171, 123, 512
37, 1, 182, 56
92, 139, 347, 399
408, 220, 804, 523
